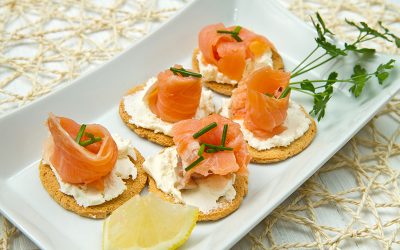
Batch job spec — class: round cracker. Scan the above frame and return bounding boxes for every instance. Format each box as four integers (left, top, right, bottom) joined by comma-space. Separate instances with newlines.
39, 148, 147, 219
249, 110, 317, 163
192, 47, 285, 96
119, 84, 174, 147
148, 175, 248, 221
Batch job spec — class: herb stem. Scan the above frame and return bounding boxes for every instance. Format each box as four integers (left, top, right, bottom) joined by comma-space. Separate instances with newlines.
292, 52, 329, 77
292, 56, 336, 78
291, 45, 319, 72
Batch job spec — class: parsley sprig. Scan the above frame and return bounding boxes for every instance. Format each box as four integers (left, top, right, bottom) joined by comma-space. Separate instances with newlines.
285, 13, 399, 121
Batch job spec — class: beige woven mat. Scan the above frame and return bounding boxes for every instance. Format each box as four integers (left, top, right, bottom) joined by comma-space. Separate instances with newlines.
1, 0, 399, 249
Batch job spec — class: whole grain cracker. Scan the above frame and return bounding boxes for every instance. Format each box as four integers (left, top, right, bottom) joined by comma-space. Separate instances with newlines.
119, 84, 174, 147
39, 148, 147, 219
249, 110, 317, 163
148, 174, 248, 221
192, 48, 285, 96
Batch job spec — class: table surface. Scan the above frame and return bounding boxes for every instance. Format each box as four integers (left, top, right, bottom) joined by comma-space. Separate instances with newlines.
1, 0, 399, 249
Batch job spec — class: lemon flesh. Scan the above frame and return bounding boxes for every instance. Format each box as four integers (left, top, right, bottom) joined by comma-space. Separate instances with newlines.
103, 193, 198, 250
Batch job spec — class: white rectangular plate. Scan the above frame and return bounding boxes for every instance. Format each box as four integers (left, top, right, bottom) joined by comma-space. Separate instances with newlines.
0, 0, 399, 249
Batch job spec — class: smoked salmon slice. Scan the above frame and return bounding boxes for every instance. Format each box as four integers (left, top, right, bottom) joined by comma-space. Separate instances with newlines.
231, 66, 290, 138
144, 66, 202, 123
198, 23, 274, 81
171, 114, 251, 187
46, 114, 118, 190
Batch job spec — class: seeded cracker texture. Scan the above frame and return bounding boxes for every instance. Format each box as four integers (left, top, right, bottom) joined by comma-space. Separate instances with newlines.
148, 174, 248, 221
39, 148, 147, 219
192, 48, 285, 96
119, 84, 174, 147
249, 109, 317, 163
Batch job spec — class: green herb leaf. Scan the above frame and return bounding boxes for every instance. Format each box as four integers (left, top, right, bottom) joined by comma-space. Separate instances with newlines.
316, 38, 346, 56
300, 80, 315, 93
345, 43, 375, 55
316, 12, 334, 36
349, 65, 369, 97
375, 59, 396, 85
310, 93, 331, 121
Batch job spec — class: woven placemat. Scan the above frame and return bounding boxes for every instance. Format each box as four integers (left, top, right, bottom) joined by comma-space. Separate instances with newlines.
1, 0, 399, 249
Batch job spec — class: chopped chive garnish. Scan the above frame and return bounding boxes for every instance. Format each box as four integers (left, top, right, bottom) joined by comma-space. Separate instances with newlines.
203, 143, 233, 151
193, 122, 217, 139
206, 149, 217, 153
79, 137, 102, 147
185, 156, 205, 171
264, 93, 274, 97
221, 124, 228, 146
217, 26, 242, 42
85, 132, 95, 139
198, 144, 206, 156
75, 124, 86, 143
279, 86, 291, 99
170, 67, 202, 78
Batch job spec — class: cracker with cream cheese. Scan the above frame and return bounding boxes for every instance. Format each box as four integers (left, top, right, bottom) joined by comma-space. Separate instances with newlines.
39, 148, 147, 219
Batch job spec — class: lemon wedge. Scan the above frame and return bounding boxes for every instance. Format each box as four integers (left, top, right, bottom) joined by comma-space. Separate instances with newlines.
103, 193, 199, 250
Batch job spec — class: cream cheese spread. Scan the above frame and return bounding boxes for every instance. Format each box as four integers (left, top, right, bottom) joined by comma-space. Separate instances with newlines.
220, 98, 311, 150
197, 50, 273, 86
123, 78, 216, 136
143, 146, 236, 213
43, 134, 138, 207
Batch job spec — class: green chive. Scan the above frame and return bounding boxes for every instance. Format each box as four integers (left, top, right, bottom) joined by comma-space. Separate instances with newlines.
206, 149, 217, 153
170, 67, 202, 78
185, 156, 205, 171
203, 143, 233, 151
193, 122, 217, 139
79, 137, 102, 147
217, 26, 242, 42
75, 124, 86, 143
85, 132, 95, 139
221, 124, 228, 146
279, 86, 291, 99
198, 144, 206, 156
264, 93, 274, 98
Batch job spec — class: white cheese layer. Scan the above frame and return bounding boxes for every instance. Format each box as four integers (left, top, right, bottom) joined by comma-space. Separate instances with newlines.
123, 78, 216, 135
220, 99, 311, 150
44, 134, 138, 207
197, 50, 273, 86
143, 146, 236, 213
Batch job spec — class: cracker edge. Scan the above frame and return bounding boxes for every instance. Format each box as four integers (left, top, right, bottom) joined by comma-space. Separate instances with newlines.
249, 110, 317, 163
119, 84, 174, 147
192, 47, 285, 96
39, 148, 148, 219
148, 174, 248, 221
